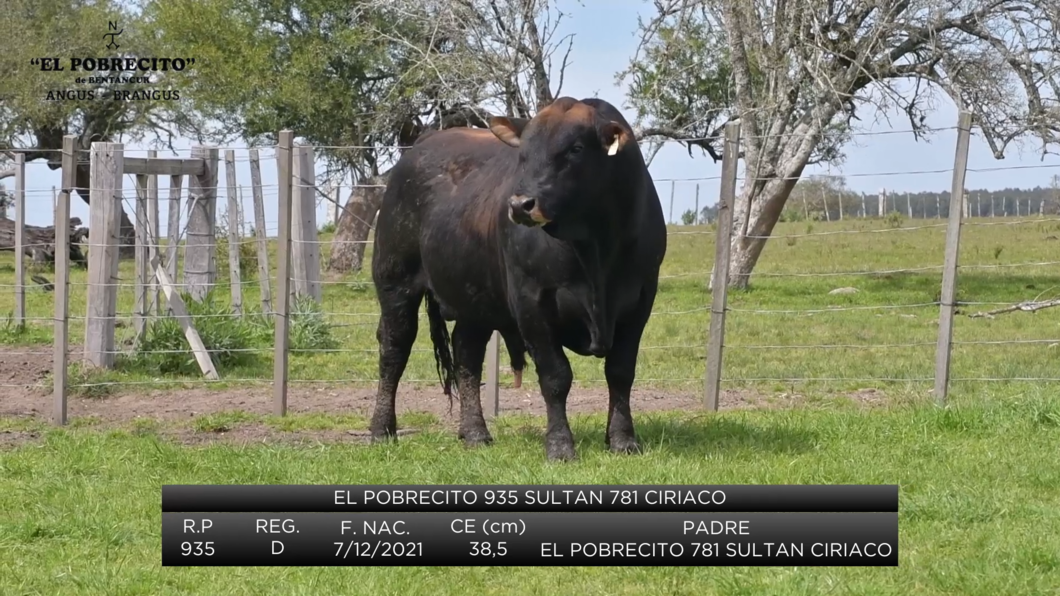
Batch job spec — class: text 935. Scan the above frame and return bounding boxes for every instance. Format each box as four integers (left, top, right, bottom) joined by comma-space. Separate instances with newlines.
181, 541, 215, 556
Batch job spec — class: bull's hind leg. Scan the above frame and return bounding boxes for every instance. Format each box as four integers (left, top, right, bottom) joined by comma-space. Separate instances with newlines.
369, 286, 423, 442
451, 322, 493, 447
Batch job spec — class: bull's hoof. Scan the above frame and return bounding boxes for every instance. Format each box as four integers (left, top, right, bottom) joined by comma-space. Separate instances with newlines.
607, 435, 642, 455
545, 437, 577, 462
368, 417, 398, 443
369, 429, 398, 444
458, 426, 494, 448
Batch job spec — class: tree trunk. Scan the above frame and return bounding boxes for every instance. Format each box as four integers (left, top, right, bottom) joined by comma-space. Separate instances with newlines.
711, 173, 802, 291
327, 173, 389, 273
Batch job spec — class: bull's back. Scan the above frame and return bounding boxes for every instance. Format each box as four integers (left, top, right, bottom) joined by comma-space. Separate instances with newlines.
377, 128, 515, 228
373, 128, 517, 324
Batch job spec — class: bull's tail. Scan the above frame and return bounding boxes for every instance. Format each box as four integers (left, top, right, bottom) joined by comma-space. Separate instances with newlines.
424, 292, 456, 411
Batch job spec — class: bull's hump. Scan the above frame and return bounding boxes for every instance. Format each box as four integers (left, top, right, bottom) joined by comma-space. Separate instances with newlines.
421, 126, 504, 148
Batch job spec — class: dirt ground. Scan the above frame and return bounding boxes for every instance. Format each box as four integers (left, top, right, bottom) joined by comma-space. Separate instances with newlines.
0, 346, 887, 448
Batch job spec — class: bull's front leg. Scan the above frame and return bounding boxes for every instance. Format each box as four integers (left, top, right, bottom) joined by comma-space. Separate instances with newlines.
514, 304, 577, 461
535, 344, 577, 461
603, 285, 656, 454
602, 332, 642, 454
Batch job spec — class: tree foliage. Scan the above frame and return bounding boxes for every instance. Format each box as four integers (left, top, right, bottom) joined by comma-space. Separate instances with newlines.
148, 0, 574, 183
624, 0, 1060, 288
0, 0, 197, 254
0, 0, 189, 162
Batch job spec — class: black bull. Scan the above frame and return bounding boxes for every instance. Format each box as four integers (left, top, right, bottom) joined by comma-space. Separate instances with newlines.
368, 97, 667, 461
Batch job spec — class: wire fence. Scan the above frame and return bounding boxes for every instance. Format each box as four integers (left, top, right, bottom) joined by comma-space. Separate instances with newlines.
2, 116, 1059, 426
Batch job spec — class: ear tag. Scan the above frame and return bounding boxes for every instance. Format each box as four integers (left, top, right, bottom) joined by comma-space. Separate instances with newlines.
607, 137, 621, 156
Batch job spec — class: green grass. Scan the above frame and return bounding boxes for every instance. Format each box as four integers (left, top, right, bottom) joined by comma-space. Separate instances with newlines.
2, 394, 1060, 594
2, 215, 1060, 594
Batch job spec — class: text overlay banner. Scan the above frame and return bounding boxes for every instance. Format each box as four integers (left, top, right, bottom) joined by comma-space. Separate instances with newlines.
161, 484, 898, 513
162, 511, 899, 566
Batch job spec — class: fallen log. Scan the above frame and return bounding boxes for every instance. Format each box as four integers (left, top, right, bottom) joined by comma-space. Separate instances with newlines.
0, 217, 88, 266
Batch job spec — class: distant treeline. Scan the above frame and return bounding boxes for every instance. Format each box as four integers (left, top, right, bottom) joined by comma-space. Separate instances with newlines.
786, 187, 1060, 222
681, 180, 1060, 225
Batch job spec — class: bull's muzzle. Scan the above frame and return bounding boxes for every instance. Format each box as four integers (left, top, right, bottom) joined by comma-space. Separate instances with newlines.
508, 195, 551, 227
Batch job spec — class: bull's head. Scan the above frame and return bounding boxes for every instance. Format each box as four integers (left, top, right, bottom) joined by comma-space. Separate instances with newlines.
488, 97, 633, 232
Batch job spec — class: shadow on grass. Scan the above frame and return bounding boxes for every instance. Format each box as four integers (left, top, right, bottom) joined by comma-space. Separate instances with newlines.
506, 414, 817, 458
636, 415, 817, 457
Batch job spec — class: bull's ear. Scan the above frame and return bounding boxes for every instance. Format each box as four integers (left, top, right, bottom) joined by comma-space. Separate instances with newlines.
600, 121, 632, 156
489, 117, 528, 147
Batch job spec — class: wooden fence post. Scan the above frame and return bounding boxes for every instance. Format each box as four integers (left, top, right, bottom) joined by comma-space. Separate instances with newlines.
13, 153, 25, 326
53, 136, 76, 424
249, 149, 272, 315
84, 142, 124, 369
224, 149, 244, 314
485, 331, 501, 418
166, 175, 183, 293
274, 131, 295, 416
704, 122, 740, 411
134, 171, 150, 343
694, 183, 700, 224
148, 151, 160, 316
668, 180, 675, 224
184, 146, 218, 302
933, 111, 973, 405
291, 145, 321, 302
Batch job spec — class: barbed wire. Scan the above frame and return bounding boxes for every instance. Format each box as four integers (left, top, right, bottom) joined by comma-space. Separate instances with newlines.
6, 147, 1060, 405
29, 374, 1060, 392
2, 125, 968, 159
667, 216, 1060, 239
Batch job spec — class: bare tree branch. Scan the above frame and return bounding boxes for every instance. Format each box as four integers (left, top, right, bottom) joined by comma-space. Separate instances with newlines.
624, 0, 1060, 288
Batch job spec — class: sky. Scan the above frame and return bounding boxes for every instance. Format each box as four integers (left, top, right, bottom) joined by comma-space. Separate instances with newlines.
9, 0, 1060, 233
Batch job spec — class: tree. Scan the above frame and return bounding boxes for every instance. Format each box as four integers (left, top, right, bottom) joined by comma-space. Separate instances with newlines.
327, 0, 576, 271
149, 0, 574, 272
0, 0, 190, 257
622, 0, 1060, 288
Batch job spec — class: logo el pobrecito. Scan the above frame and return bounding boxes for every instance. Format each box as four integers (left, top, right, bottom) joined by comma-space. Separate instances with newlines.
103, 22, 123, 50
30, 21, 196, 102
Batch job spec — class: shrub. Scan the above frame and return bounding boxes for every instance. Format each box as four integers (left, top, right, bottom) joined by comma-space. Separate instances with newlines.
884, 210, 905, 228
122, 290, 266, 376
290, 294, 338, 351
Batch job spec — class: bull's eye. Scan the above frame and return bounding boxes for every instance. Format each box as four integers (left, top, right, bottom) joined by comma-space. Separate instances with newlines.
568, 142, 584, 155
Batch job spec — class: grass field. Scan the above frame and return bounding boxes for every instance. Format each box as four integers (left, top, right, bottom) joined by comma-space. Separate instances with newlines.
2, 215, 1060, 595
